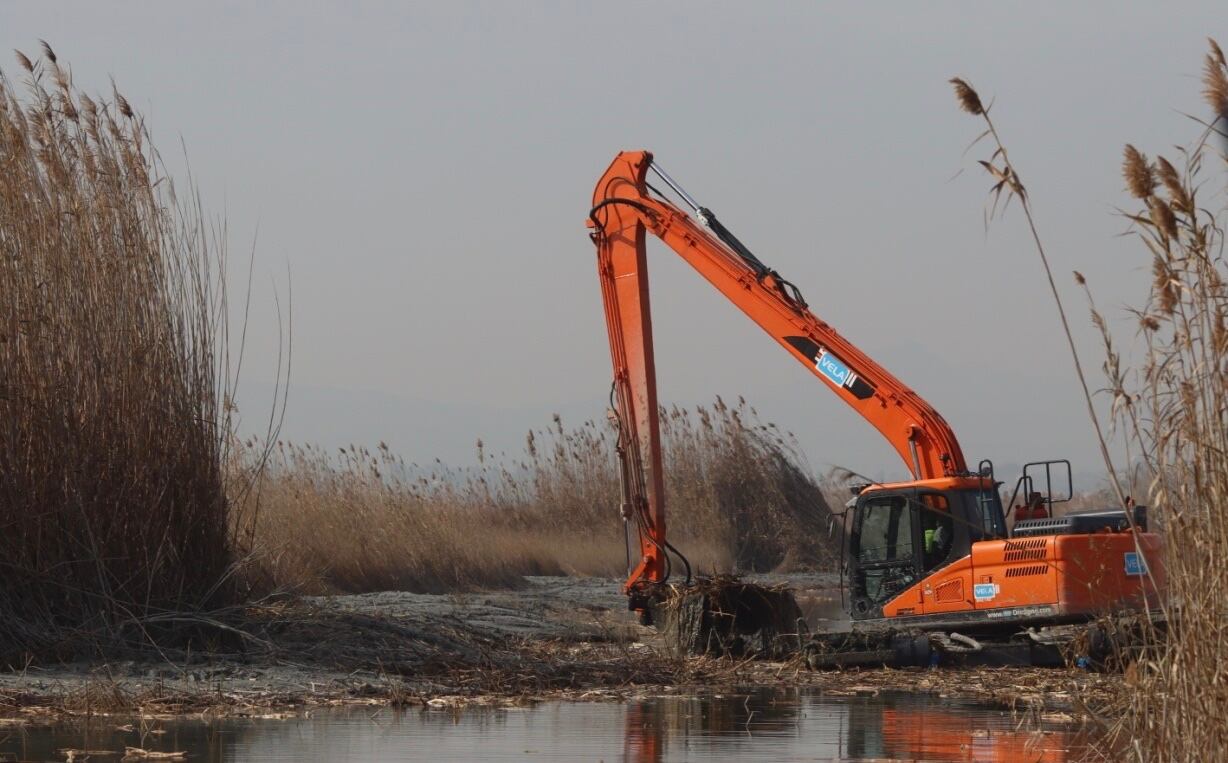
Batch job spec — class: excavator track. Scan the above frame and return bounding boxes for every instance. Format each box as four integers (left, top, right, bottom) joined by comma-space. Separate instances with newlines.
804, 611, 1165, 670
644, 574, 1164, 671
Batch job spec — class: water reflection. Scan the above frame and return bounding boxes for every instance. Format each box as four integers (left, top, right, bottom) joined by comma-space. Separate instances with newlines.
1, 688, 1089, 762
623, 689, 1082, 762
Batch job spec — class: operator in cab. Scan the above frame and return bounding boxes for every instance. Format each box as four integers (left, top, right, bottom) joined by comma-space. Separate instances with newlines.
1014, 491, 1049, 524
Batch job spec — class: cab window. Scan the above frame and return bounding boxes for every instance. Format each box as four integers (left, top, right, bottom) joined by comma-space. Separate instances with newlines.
969, 488, 1007, 540
856, 496, 914, 564
919, 493, 954, 571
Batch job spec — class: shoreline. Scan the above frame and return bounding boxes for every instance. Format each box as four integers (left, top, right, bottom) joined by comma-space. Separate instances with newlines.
0, 576, 1120, 721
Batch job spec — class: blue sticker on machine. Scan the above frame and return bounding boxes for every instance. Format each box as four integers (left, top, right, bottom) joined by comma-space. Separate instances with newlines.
816, 350, 855, 388
1124, 551, 1147, 576
973, 583, 998, 601
784, 337, 877, 400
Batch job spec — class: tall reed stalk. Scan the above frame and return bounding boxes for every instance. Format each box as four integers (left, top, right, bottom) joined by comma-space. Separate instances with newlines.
953, 39, 1228, 760
1091, 41, 1228, 761
0, 45, 236, 661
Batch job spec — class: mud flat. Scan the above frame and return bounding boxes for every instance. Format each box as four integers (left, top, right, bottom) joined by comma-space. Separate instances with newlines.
0, 576, 1118, 720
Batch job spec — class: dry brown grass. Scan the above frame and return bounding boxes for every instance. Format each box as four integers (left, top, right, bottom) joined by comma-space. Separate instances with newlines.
953, 39, 1228, 760
238, 398, 836, 595
0, 47, 240, 661
1082, 42, 1228, 760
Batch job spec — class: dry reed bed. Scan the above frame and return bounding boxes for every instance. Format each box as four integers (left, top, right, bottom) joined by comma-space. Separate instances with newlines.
0, 46, 238, 662
953, 39, 1228, 760
238, 398, 837, 595
1090, 44, 1228, 759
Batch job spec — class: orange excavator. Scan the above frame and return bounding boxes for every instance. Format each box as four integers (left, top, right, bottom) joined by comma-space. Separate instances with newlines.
588, 150, 1165, 666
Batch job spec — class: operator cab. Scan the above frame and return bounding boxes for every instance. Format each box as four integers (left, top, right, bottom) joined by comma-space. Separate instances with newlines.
840, 460, 1093, 620
843, 473, 1006, 620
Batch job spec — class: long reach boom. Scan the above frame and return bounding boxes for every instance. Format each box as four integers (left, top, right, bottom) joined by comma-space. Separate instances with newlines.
588, 151, 966, 602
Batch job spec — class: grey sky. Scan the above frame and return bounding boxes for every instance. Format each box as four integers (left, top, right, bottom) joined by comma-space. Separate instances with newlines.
3, 2, 1224, 485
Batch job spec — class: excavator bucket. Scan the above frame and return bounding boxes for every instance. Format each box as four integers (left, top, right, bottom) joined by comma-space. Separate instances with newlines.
652, 577, 806, 659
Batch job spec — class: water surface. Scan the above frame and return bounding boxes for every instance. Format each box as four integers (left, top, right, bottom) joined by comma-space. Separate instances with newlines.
0, 688, 1091, 762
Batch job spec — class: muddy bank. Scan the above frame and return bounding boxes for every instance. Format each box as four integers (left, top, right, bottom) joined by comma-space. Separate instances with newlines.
0, 576, 1117, 720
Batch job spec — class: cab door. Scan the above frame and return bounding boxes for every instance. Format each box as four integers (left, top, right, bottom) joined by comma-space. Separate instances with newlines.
915, 491, 976, 615
848, 492, 922, 619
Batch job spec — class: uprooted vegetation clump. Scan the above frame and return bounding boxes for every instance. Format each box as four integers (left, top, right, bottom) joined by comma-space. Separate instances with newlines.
239, 398, 838, 595
0, 46, 242, 661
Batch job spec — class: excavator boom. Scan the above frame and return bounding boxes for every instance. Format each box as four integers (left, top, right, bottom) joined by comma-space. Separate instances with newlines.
589, 150, 966, 599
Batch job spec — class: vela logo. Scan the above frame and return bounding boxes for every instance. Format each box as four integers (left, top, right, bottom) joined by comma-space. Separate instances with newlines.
816, 349, 858, 390
1124, 552, 1148, 576
783, 336, 876, 401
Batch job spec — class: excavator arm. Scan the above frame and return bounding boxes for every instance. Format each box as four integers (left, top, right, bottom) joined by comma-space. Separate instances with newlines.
588, 150, 967, 602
